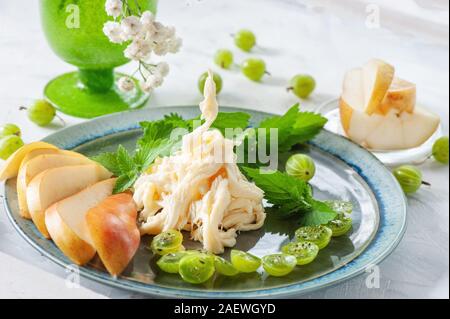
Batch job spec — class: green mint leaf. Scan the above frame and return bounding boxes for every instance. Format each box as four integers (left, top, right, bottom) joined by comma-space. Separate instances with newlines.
257, 104, 327, 152
300, 200, 337, 226
112, 139, 179, 194
113, 173, 138, 194
134, 138, 178, 171
212, 112, 251, 135
259, 104, 299, 131
139, 113, 190, 145
242, 167, 337, 225
290, 111, 328, 144
139, 121, 175, 144
134, 139, 160, 168
242, 167, 312, 209
116, 145, 135, 175
258, 104, 299, 152
267, 203, 305, 219
90, 152, 121, 176
164, 113, 186, 126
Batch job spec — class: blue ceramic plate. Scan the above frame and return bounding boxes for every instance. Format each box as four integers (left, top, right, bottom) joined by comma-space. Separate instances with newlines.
3, 106, 407, 298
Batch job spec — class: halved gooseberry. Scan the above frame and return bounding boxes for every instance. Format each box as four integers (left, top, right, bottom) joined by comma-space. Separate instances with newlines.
295, 225, 332, 250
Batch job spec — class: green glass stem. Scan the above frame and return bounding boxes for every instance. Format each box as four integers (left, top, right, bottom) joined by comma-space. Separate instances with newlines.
79, 69, 115, 93
39, 0, 158, 118
44, 72, 149, 118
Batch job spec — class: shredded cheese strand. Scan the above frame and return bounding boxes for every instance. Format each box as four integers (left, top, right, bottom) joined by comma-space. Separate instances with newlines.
133, 71, 265, 254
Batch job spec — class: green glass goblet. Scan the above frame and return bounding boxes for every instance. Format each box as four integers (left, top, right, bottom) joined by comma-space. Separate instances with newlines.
40, 0, 158, 118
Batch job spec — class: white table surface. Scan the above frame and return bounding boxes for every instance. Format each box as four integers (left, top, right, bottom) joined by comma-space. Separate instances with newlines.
0, 0, 448, 299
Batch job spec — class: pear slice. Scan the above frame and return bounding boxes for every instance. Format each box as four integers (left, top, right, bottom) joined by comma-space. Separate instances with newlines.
17, 150, 93, 219
27, 164, 112, 238
340, 59, 439, 150
340, 98, 383, 147
340, 100, 440, 150
86, 193, 140, 276
342, 67, 365, 113
45, 179, 116, 265
362, 59, 395, 115
379, 77, 416, 115
0, 142, 58, 181
402, 107, 441, 147
340, 67, 385, 145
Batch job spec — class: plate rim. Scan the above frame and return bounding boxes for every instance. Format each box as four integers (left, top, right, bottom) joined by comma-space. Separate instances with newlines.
2, 105, 408, 298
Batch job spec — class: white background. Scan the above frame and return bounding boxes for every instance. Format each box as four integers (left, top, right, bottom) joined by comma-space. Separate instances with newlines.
0, 0, 448, 298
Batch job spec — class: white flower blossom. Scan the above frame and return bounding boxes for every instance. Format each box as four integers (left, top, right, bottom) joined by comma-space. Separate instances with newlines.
140, 18, 157, 38
167, 37, 183, 54
118, 77, 135, 92
140, 11, 155, 27
152, 22, 168, 43
103, 21, 124, 44
105, 0, 122, 19
153, 36, 169, 47
121, 16, 143, 40
103, 4, 181, 93
153, 42, 169, 56
162, 26, 176, 38
140, 11, 157, 41
140, 81, 154, 94
153, 22, 164, 32
147, 74, 164, 88
124, 38, 152, 61
137, 24, 157, 41
155, 62, 170, 77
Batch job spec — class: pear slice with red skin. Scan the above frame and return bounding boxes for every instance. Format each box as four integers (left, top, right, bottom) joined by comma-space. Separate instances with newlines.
86, 193, 140, 277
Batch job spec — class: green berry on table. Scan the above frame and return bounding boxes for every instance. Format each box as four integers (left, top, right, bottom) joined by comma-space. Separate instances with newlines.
214, 49, 234, 69
0, 135, 24, 160
432, 136, 449, 164
0, 123, 21, 139
393, 165, 429, 195
241, 58, 267, 82
198, 72, 223, 94
26, 100, 56, 126
288, 74, 316, 99
234, 29, 256, 52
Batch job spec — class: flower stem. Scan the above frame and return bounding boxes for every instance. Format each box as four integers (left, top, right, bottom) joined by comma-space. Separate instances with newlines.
55, 114, 66, 127
131, 67, 140, 77
138, 62, 148, 81
141, 62, 156, 71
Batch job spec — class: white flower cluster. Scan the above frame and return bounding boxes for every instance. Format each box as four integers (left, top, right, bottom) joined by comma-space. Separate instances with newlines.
103, 0, 182, 93
105, 0, 122, 19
